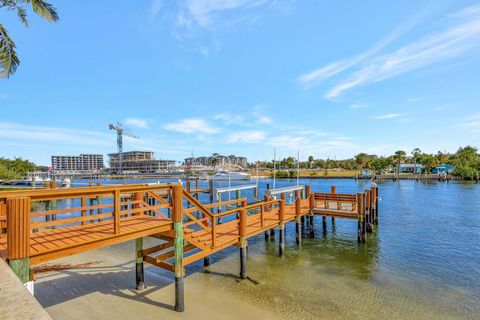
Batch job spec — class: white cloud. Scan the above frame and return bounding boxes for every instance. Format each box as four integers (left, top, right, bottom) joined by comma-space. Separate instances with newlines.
125, 117, 148, 129
374, 113, 406, 120
297, 5, 480, 99
175, 0, 275, 29
163, 118, 219, 134
324, 7, 480, 99
297, 5, 430, 87
0, 122, 111, 147
213, 113, 245, 125
227, 130, 265, 143
350, 104, 369, 109
459, 113, 480, 134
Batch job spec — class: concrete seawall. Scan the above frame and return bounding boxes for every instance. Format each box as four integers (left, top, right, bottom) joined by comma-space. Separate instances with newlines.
0, 259, 52, 320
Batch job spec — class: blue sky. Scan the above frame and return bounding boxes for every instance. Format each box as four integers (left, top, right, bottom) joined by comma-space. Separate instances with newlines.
1, 0, 480, 165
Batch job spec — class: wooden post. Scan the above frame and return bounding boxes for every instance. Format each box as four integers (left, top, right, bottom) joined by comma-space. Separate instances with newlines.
236, 190, 241, 208
96, 182, 103, 222
172, 183, 185, 312
374, 187, 379, 225
357, 193, 366, 243
366, 190, 373, 232
239, 203, 247, 279
195, 178, 199, 190
135, 237, 145, 290
7, 197, 31, 283
134, 192, 143, 215
254, 185, 258, 200
113, 190, 120, 234
330, 186, 336, 226
264, 194, 270, 240
205, 180, 214, 268
88, 182, 95, 217
295, 190, 301, 246
279, 199, 285, 256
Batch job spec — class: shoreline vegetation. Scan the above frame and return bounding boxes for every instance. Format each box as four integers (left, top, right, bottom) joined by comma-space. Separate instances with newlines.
249, 146, 480, 181
1, 146, 479, 182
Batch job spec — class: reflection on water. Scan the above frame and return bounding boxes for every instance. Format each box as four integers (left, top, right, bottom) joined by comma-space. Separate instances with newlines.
70, 178, 479, 319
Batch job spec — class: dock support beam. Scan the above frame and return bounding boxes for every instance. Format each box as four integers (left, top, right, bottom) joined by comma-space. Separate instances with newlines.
330, 186, 336, 227
295, 218, 302, 246
239, 203, 247, 279
173, 183, 185, 312
7, 197, 31, 284
279, 199, 286, 255
239, 239, 247, 279
135, 237, 145, 291
357, 193, 366, 243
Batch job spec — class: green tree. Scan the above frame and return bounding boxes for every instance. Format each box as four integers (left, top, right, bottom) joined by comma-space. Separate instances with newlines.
354, 153, 371, 170
420, 155, 438, 173
411, 148, 422, 174
371, 157, 389, 173
1, 0, 59, 78
211, 157, 218, 168
392, 150, 406, 177
308, 155, 314, 169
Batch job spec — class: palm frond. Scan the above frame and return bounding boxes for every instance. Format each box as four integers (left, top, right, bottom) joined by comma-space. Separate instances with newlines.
16, 6, 29, 28
1, 1, 29, 28
29, 0, 59, 22
0, 24, 20, 78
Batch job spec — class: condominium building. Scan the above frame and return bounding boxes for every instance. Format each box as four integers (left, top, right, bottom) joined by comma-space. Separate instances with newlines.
184, 154, 248, 167
108, 151, 176, 173
51, 154, 104, 172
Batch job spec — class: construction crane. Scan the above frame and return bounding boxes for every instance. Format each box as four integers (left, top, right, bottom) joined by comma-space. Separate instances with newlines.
109, 122, 139, 174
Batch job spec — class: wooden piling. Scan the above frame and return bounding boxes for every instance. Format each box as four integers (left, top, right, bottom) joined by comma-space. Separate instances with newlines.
279, 199, 286, 256
239, 202, 247, 279
357, 193, 366, 243
135, 237, 145, 291
7, 197, 31, 283
172, 183, 185, 312
330, 186, 336, 226
366, 190, 373, 233
295, 190, 301, 246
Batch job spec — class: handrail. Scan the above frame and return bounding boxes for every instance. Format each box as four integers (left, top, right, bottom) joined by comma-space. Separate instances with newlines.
0, 183, 174, 200
182, 190, 214, 218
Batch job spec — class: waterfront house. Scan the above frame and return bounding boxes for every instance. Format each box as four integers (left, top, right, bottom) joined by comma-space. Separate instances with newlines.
432, 164, 455, 174
397, 164, 424, 174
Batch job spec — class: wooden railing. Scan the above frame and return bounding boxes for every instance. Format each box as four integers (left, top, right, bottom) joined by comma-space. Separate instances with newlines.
0, 184, 177, 260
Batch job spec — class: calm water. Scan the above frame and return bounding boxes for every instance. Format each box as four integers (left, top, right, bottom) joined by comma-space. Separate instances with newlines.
74, 178, 480, 319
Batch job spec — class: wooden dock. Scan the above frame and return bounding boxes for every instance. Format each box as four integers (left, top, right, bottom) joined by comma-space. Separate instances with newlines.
0, 182, 379, 312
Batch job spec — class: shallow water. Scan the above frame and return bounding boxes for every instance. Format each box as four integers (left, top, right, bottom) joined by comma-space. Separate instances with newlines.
72, 178, 480, 319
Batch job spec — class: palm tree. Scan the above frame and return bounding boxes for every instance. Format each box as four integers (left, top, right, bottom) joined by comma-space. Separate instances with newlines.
308, 155, 314, 169
1, 0, 59, 78
211, 157, 218, 168
393, 150, 406, 178
411, 148, 422, 175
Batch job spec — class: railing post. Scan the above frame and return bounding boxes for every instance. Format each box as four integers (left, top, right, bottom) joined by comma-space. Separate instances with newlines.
305, 185, 314, 237
134, 192, 143, 215
264, 194, 271, 240
172, 183, 185, 312
7, 197, 31, 284
96, 182, 103, 222
295, 190, 302, 246
279, 199, 286, 256
113, 190, 120, 234
239, 202, 247, 279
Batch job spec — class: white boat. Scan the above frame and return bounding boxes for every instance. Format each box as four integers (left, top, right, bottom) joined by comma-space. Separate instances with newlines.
209, 170, 250, 181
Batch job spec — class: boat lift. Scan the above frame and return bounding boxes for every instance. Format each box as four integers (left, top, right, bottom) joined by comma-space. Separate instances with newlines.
267, 185, 305, 204
215, 184, 259, 209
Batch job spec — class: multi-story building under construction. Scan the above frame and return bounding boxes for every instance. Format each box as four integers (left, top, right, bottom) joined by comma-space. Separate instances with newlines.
108, 151, 176, 173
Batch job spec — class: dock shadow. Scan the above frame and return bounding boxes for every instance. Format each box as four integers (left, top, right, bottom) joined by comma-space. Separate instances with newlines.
35, 261, 174, 311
